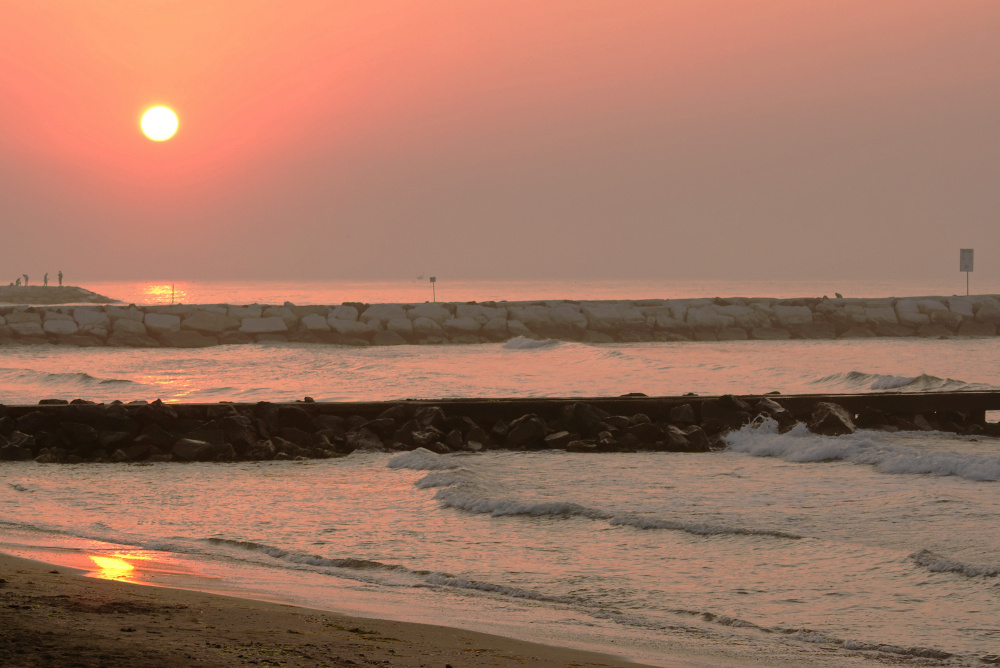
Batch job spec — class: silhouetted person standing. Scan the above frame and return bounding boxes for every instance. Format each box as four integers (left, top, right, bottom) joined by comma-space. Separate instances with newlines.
43, 273, 48, 287
22, 274, 28, 286
58, 270, 63, 287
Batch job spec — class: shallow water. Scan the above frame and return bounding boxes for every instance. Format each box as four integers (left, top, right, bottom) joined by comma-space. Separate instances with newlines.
1, 427, 998, 666
2, 336, 1000, 405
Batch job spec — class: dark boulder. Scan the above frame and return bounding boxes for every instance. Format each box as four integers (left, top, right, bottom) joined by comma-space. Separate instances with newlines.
753, 397, 797, 432
14, 411, 48, 434
277, 406, 317, 432
345, 428, 385, 452
362, 418, 398, 439
413, 406, 447, 430
172, 438, 236, 462
663, 425, 692, 451
626, 422, 664, 444
680, 425, 710, 451
565, 440, 598, 453
561, 402, 608, 437
0, 444, 33, 461
543, 431, 574, 449
246, 439, 276, 460
808, 402, 856, 436
700, 396, 752, 434
506, 414, 548, 450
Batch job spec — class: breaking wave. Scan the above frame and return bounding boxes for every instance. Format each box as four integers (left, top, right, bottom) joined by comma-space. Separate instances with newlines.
910, 549, 1000, 578
397, 450, 802, 540
725, 419, 1000, 482
502, 336, 562, 350
810, 370, 993, 393
0, 367, 135, 387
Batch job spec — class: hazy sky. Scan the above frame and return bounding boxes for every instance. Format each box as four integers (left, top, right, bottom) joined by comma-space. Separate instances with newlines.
2, 1, 999, 284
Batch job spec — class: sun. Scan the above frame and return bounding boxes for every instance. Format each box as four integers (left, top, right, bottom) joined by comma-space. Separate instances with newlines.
141, 106, 178, 141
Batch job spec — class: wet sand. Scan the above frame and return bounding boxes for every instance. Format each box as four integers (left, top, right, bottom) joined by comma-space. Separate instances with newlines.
0, 552, 665, 668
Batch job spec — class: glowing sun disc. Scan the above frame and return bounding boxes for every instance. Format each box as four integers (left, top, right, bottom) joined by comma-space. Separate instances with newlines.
141, 106, 178, 141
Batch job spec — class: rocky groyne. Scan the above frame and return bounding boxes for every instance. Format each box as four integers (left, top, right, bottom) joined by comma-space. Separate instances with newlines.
0, 393, 995, 463
0, 286, 115, 306
2, 294, 1000, 347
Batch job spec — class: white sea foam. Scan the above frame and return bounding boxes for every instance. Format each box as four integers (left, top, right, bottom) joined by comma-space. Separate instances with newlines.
725, 419, 1000, 482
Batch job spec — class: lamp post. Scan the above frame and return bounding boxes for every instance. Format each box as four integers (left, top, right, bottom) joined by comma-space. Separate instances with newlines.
429, 276, 436, 303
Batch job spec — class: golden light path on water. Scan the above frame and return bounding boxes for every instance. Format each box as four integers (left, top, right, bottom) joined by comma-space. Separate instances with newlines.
90, 554, 136, 580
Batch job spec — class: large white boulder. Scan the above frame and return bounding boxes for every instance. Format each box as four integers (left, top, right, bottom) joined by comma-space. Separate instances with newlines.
360, 304, 407, 326
508, 305, 553, 330
9, 321, 44, 337
582, 303, 646, 331
773, 305, 813, 327
975, 299, 1000, 324
686, 305, 735, 329
456, 304, 507, 324
408, 303, 451, 324
228, 305, 263, 319
916, 299, 948, 314
442, 316, 481, 335
239, 317, 288, 334
43, 319, 78, 335
145, 312, 181, 333
73, 308, 110, 328
865, 305, 898, 326
42, 311, 74, 322
386, 317, 414, 337
79, 325, 108, 338
299, 313, 331, 331
328, 319, 372, 337
947, 297, 975, 318
482, 317, 508, 340
895, 300, 929, 327
182, 310, 230, 333
112, 319, 147, 336
411, 316, 445, 338
5, 311, 41, 324
106, 306, 145, 322
329, 305, 359, 322
263, 305, 298, 329
549, 306, 588, 333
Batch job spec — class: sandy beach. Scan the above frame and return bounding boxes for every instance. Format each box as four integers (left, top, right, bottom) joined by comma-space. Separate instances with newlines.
0, 552, 666, 668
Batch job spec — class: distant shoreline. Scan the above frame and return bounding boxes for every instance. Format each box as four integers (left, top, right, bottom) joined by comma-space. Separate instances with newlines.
0, 285, 116, 305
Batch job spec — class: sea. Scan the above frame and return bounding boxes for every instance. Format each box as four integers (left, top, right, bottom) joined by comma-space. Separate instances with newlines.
1, 279, 999, 667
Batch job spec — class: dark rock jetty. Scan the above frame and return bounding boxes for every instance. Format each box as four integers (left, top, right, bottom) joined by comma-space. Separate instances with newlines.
0, 393, 994, 463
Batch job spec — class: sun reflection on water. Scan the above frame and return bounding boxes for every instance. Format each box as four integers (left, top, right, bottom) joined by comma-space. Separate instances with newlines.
141, 283, 188, 305
89, 552, 149, 581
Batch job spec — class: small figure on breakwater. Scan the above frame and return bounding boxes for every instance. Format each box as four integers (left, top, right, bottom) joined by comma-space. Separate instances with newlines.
14, 277, 20, 287
22, 274, 28, 286
58, 270, 63, 287
43, 272, 48, 287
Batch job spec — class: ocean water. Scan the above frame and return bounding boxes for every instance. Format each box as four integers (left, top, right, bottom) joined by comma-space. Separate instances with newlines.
77, 276, 991, 306
2, 279, 999, 666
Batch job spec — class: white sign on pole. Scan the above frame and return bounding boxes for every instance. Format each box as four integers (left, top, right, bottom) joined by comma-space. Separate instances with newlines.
960, 249, 974, 273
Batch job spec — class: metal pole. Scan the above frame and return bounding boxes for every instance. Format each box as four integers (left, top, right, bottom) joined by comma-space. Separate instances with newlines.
967, 272, 970, 296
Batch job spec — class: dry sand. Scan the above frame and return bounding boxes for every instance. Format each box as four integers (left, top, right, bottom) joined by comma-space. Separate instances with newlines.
0, 552, 661, 668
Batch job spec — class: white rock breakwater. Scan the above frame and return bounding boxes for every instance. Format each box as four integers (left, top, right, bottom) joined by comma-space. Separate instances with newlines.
1, 295, 999, 348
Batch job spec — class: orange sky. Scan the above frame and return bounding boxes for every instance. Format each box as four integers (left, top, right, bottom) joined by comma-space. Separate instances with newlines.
2, 1, 999, 282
